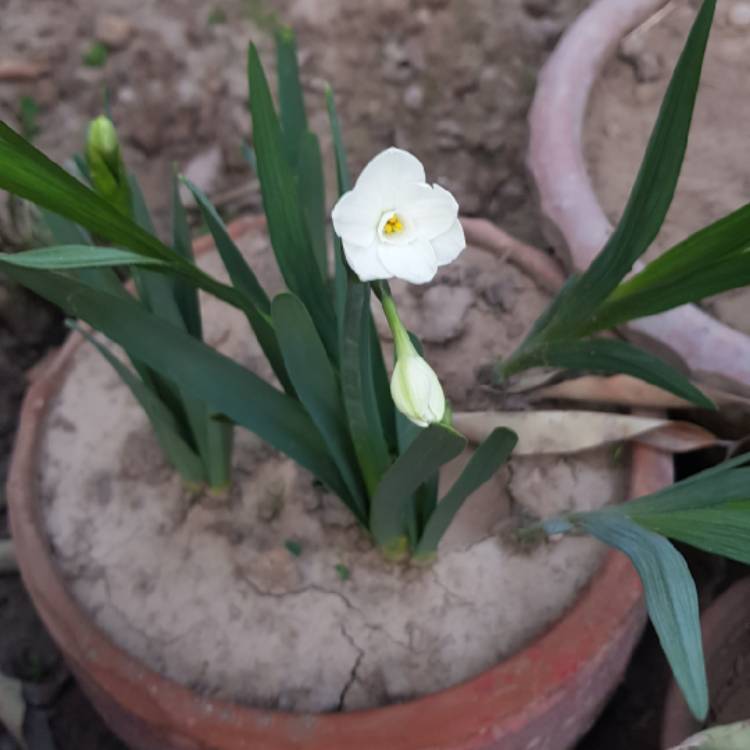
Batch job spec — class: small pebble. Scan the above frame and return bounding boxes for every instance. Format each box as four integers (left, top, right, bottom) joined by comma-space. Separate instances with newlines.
729, 2, 750, 28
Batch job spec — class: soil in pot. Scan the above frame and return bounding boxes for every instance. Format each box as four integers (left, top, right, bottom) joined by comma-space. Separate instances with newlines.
36, 227, 629, 714
584, 0, 750, 336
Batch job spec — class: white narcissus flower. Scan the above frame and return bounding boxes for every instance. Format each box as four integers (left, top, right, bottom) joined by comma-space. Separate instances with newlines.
331, 147, 465, 284
390, 351, 446, 428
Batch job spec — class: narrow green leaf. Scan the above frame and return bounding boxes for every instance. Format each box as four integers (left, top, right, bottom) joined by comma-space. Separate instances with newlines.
325, 86, 351, 347
72, 324, 206, 484
622, 467, 750, 517
242, 141, 257, 174
298, 131, 328, 278
578, 513, 707, 721
182, 178, 270, 314
340, 281, 391, 496
128, 174, 187, 327
247, 45, 337, 359
542, 0, 717, 335
40, 209, 125, 294
632, 506, 750, 565
40, 209, 91, 245
325, 86, 351, 194
0, 121, 167, 261
0, 245, 164, 270
606, 201, 750, 299
370, 424, 466, 549
0, 121, 256, 314
516, 338, 714, 410
170, 172, 203, 339
591, 249, 750, 332
203, 416, 234, 490
183, 177, 295, 395
600, 461, 750, 564
275, 26, 308, 169
415, 427, 517, 558
4, 265, 349, 498
272, 292, 366, 521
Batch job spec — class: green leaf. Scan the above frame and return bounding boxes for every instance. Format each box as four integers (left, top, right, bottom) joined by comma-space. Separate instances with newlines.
325, 86, 351, 195
589, 203, 750, 330
40, 209, 91, 245
577, 513, 707, 721
604, 460, 750, 564
515, 338, 714, 410
340, 281, 391, 497
271, 292, 366, 521
247, 45, 337, 359
170, 172, 203, 339
632, 506, 750, 565
40, 209, 124, 294
298, 131, 328, 278
622, 465, 750, 516
183, 177, 295, 395
325, 86, 351, 345
370, 424, 466, 550
275, 26, 308, 169
415, 427, 517, 559
541, 0, 717, 337
72, 324, 207, 484
0, 121, 254, 314
182, 178, 270, 314
285, 539, 303, 557
4, 265, 349, 499
203, 415, 234, 490
0, 245, 164, 270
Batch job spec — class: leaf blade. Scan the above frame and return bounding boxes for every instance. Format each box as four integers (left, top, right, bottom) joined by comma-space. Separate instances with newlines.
272, 292, 367, 520
578, 513, 708, 721
520, 338, 714, 410
247, 45, 337, 358
4, 265, 349, 498
370, 424, 466, 549
415, 427, 517, 558
541, 0, 717, 335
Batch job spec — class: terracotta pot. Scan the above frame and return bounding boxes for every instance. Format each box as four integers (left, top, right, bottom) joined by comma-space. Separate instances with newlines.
7, 218, 671, 750
661, 578, 750, 749
527, 0, 750, 391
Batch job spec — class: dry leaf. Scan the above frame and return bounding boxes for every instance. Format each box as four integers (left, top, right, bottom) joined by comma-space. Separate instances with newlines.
0, 672, 26, 748
453, 410, 718, 455
531, 374, 750, 410
0, 539, 17, 574
0, 59, 48, 81
530, 375, 691, 408
669, 721, 750, 750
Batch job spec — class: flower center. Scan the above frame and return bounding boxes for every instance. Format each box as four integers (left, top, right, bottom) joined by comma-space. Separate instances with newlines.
383, 213, 404, 235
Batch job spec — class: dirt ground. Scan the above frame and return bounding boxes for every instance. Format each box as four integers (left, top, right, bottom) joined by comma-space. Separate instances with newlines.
0, 0, 741, 748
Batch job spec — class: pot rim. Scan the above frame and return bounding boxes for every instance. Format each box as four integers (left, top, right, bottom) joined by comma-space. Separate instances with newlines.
7, 216, 669, 749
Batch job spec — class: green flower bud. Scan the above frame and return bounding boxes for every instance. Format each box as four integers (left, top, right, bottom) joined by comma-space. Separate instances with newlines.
85, 115, 131, 215
87, 115, 120, 173
381, 293, 446, 428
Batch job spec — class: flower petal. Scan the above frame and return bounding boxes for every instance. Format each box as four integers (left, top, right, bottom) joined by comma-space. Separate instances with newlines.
331, 189, 379, 247
377, 237, 438, 284
341, 239, 391, 282
431, 218, 466, 266
402, 183, 459, 240
356, 147, 426, 204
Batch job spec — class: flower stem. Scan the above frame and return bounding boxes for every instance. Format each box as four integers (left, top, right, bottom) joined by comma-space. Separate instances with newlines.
380, 293, 414, 360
